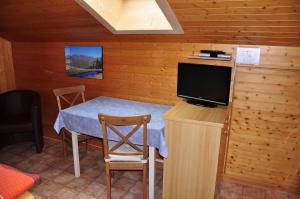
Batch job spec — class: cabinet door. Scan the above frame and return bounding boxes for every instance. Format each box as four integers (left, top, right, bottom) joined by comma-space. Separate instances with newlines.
163, 120, 222, 199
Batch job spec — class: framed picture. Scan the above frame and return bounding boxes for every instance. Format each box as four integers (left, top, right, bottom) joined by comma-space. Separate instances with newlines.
64, 46, 103, 79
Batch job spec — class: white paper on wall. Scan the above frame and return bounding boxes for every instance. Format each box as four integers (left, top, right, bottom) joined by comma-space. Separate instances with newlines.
236, 47, 260, 65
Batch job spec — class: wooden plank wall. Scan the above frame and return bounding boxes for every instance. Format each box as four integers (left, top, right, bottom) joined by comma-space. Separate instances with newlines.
227, 47, 300, 193
1, 0, 300, 46
0, 37, 15, 92
12, 42, 299, 192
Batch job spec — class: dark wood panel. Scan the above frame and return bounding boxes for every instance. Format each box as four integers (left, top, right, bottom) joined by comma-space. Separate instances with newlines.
0, 37, 15, 92
0, 0, 300, 46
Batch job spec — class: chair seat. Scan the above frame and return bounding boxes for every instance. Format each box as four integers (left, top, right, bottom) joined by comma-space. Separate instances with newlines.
105, 141, 147, 163
0, 116, 33, 133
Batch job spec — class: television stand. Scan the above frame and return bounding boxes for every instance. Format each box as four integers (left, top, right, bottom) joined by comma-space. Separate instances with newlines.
163, 101, 229, 199
186, 99, 217, 108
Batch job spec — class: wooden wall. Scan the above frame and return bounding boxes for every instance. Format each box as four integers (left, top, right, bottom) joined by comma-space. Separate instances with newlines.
1, 0, 300, 46
227, 47, 300, 193
12, 42, 300, 192
0, 37, 15, 92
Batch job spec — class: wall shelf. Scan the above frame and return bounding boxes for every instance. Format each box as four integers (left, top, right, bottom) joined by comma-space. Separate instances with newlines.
188, 55, 231, 61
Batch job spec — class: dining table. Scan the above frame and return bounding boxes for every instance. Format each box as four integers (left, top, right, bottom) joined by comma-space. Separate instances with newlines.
54, 96, 171, 199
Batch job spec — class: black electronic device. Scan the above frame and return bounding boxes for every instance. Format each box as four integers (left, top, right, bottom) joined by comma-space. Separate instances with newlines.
177, 62, 232, 107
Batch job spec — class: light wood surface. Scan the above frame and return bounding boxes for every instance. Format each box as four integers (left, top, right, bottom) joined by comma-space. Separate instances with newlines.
164, 101, 227, 128
227, 63, 300, 192
74, 0, 183, 34
0, 0, 300, 46
12, 42, 300, 193
163, 102, 227, 199
0, 37, 15, 92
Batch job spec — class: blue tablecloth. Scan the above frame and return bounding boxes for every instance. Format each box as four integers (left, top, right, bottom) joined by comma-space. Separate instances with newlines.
54, 96, 171, 157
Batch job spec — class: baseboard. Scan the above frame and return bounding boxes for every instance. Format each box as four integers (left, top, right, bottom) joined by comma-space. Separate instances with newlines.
222, 174, 300, 195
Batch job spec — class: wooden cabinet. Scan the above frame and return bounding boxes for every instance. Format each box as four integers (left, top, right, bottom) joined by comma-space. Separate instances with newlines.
163, 102, 229, 199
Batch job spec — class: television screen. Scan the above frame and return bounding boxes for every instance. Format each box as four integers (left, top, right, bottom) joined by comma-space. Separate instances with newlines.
177, 63, 232, 106
64, 46, 103, 79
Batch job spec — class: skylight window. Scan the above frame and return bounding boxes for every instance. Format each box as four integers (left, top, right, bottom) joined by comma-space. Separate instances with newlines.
75, 0, 183, 34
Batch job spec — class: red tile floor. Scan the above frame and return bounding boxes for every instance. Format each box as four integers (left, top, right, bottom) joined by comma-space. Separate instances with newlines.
0, 138, 299, 199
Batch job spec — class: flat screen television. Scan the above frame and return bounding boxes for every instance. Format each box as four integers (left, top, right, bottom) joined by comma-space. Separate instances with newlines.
177, 62, 232, 107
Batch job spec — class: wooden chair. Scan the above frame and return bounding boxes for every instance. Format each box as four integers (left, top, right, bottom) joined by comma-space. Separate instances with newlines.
98, 113, 151, 199
53, 85, 89, 157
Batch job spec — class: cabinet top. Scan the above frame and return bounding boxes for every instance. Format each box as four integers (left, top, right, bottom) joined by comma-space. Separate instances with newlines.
164, 101, 229, 128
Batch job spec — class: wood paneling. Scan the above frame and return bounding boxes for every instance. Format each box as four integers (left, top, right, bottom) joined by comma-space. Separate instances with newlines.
163, 102, 227, 199
0, 37, 15, 92
227, 47, 300, 192
0, 0, 300, 46
12, 42, 300, 193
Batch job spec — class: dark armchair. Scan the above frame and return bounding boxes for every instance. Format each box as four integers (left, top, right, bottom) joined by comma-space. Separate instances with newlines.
0, 90, 44, 153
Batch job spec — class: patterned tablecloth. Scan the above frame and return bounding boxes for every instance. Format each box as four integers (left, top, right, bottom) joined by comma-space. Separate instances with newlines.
54, 96, 171, 157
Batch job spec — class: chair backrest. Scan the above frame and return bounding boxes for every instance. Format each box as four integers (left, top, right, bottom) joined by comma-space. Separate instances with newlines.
98, 113, 151, 160
53, 85, 85, 111
0, 90, 40, 116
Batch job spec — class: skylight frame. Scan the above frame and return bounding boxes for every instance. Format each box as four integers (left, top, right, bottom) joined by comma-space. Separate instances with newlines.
75, 0, 184, 34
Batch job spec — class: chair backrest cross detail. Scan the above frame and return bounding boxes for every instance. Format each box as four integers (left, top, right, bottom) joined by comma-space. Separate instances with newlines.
53, 85, 85, 111
98, 114, 151, 161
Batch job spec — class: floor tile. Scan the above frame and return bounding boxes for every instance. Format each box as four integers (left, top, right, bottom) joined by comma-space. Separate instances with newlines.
51, 187, 79, 199
66, 176, 94, 191
122, 192, 141, 199
75, 192, 97, 199
110, 187, 127, 199
112, 176, 137, 192
51, 158, 74, 170
243, 186, 265, 199
218, 189, 243, 199
96, 172, 120, 185
129, 181, 143, 195
122, 171, 143, 181
1, 141, 300, 199
32, 180, 64, 198
80, 167, 101, 181
265, 189, 299, 199
84, 181, 106, 198
53, 171, 76, 184
220, 181, 244, 195
25, 162, 50, 173
40, 167, 64, 180
0, 152, 24, 165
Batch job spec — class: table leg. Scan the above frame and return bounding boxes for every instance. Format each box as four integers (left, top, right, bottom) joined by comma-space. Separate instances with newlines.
71, 131, 80, 177
149, 146, 155, 199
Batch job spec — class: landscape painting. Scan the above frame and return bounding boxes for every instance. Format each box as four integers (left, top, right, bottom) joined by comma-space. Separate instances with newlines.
65, 46, 103, 79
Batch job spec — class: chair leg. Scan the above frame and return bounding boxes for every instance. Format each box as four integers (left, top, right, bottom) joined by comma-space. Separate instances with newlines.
143, 164, 148, 199
85, 137, 88, 153
105, 163, 111, 199
62, 131, 67, 158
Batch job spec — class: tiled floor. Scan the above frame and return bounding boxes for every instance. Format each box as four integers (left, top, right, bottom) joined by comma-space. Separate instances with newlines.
0, 138, 299, 199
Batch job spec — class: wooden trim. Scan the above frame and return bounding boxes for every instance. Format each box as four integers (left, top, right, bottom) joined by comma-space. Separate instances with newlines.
155, 0, 184, 34
74, 0, 183, 34
0, 37, 15, 92
74, 0, 117, 34
222, 174, 300, 194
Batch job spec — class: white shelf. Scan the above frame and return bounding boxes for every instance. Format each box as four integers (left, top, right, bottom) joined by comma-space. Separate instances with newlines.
188, 55, 231, 61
